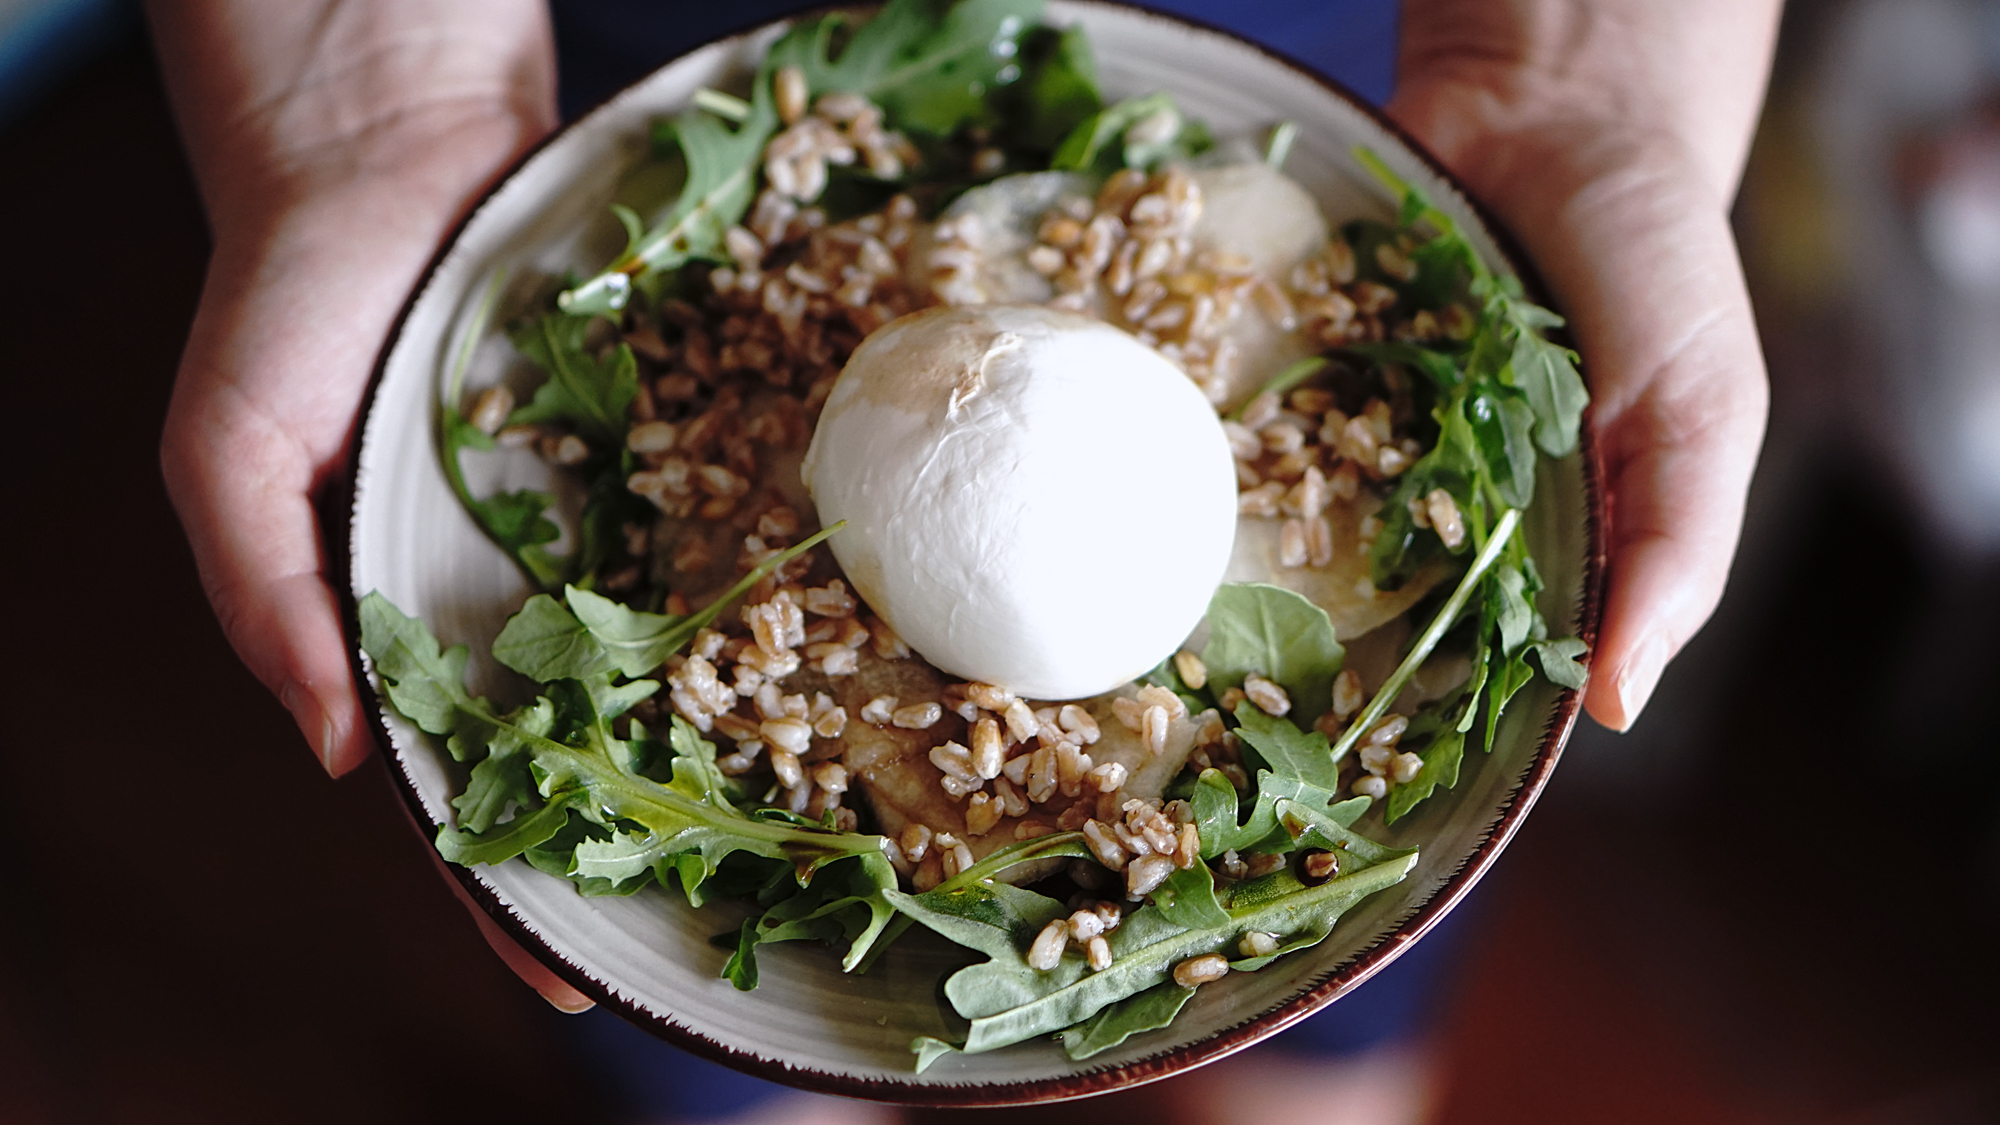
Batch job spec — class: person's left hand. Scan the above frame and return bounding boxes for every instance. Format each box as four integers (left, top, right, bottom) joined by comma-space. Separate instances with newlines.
1389, 0, 1782, 731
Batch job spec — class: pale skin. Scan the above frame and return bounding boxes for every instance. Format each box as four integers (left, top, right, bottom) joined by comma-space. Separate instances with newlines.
150, 0, 1780, 1010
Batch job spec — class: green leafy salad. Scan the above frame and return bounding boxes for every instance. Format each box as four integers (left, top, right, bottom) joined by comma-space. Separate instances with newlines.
362, 0, 1589, 1071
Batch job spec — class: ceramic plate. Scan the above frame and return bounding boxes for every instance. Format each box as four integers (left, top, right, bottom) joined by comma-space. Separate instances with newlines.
341, 1, 1603, 1105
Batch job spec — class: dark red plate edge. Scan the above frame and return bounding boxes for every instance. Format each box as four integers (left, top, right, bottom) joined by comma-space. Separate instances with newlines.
326, 0, 1610, 1107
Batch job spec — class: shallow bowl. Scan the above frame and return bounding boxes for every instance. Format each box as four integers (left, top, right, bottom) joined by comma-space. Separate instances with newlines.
342, 0, 1603, 1105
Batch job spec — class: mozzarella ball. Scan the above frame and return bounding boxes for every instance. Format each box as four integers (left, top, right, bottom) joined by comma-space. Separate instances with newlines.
801, 305, 1237, 699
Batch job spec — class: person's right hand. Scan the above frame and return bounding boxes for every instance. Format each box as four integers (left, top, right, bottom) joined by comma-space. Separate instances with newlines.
149, 0, 588, 1011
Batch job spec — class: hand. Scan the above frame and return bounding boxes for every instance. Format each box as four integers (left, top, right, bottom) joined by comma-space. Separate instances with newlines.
1389, 0, 1782, 730
149, 0, 587, 1009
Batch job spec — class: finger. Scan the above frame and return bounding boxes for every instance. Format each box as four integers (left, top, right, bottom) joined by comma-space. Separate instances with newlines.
1585, 349, 1766, 730
469, 910, 596, 1014
163, 387, 377, 775
426, 848, 594, 1013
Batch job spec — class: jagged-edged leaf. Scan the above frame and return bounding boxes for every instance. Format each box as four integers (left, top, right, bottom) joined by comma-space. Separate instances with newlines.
507, 313, 638, 443
359, 592, 896, 974
1231, 701, 1342, 790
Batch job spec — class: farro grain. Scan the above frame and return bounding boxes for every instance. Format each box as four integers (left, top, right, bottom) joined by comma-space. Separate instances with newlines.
1240, 931, 1281, 957
892, 702, 942, 730
1003, 699, 1039, 744
1028, 920, 1068, 971
1391, 751, 1424, 784
1057, 704, 1101, 744
1243, 674, 1291, 716
1082, 819, 1129, 870
1125, 854, 1175, 899
1278, 518, 1308, 568
1085, 935, 1112, 972
964, 792, 1001, 836
771, 749, 804, 789
971, 718, 1005, 779
929, 741, 976, 781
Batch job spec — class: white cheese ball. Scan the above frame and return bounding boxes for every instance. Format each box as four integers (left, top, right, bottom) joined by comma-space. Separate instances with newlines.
801, 305, 1238, 699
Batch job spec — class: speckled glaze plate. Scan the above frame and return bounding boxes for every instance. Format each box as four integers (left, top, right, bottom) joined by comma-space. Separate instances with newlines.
340, 1, 1603, 1106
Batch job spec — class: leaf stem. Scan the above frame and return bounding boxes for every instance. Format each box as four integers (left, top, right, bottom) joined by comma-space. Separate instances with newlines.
1226, 356, 1329, 420
937, 831, 1089, 893
673, 522, 845, 640
444, 268, 506, 413
1265, 121, 1297, 170
1332, 508, 1520, 760
693, 87, 753, 122
436, 270, 560, 589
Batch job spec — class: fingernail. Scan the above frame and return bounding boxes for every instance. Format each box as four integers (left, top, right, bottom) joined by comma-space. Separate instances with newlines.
548, 993, 596, 1015
280, 682, 337, 775
1613, 634, 1669, 731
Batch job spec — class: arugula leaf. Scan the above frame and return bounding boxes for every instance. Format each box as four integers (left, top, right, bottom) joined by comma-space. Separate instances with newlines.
769, 0, 1044, 138
850, 829, 1094, 975
1060, 980, 1196, 1060
1470, 388, 1539, 509
1477, 651, 1535, 754
1231, 702, 1341, 791
360, 591, 898, 973
1201, 583, 1344, 720
1191, 768, 1368, 862
724, 851, 904, 990
1149, 863, 1230, 928
1340, 342, 1459, 394
1050, 92, 1208, 174
490, 594, 621, 682
1493, 563, 1536, 656
464, 490, 564, 581
1383, 728, 1466, 823
561, 98, 777, 314
1274, 794, 1419, 868
1507, 304, 1588, 457
721, 919, 763, 990
1533, 637, 1590, 690
491, 525, 842, 681
507, 312, 639, 445
1191, 768, 1282, 858
451, 696, 555, 833
524, 810, 653, 897
1369, 388, 1484, 589
1352, 145, 1587, 458
561, 0, 1055, 312
1003, 24, 1102, 151
897, 848, 1417, 1069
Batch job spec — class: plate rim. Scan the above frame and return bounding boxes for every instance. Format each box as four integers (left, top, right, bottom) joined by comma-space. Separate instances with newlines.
331, 0, 1608, 1106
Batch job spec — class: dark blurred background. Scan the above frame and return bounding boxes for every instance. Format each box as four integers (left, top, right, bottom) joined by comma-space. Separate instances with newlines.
5, 0, 2000, 1122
